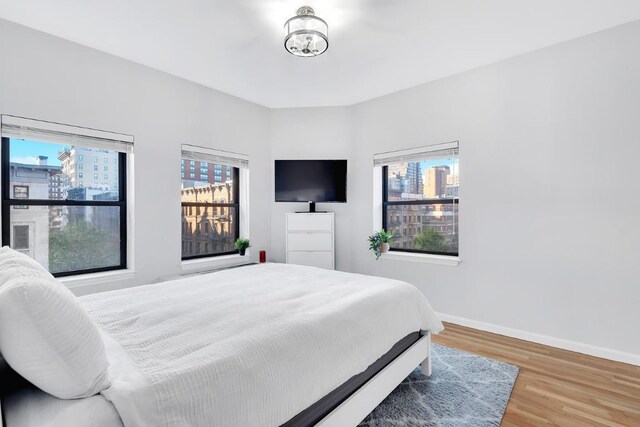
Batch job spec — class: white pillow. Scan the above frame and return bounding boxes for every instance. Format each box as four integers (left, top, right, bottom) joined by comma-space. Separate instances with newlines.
0, 251, 110, 399
0, 245, 14, 258
0, 247, 53, 286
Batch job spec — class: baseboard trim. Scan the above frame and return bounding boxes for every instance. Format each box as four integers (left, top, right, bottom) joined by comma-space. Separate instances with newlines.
436, 312, 640, 367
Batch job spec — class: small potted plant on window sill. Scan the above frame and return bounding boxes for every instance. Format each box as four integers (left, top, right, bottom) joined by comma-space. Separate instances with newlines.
368, 230, 394, 260
235, 238, 251, 256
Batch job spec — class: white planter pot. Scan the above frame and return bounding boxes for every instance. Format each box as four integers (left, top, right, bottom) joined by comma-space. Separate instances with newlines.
379, 243, 390, 253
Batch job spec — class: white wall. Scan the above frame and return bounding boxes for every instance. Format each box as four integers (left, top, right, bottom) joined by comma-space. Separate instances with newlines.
269, 107, 353, 272
0, 19, 272, 294
269, 21, 640, 360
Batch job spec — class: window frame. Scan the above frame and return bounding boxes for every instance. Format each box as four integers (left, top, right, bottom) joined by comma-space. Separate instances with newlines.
382, 165, 459, 257
180, 166, 240, 261
1, 137, 128, 277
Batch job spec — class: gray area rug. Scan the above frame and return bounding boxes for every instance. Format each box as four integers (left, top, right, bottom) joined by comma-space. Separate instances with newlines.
359, 343, 519, 427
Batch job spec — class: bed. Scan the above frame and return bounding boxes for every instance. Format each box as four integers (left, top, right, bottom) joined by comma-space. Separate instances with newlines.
0, 261, 443, 427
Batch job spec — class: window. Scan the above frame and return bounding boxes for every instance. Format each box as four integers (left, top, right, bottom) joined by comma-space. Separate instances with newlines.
12, 225, 30, 250
93, 157, 98, 162
181, 161, 239, 259
104, 166, 108, 171
378, 142, 459, 257
78, 155, 83, 161
181, 145, 248, 260
1, 115, 132, 277
78, 164, 83, 170
12, 185, 28, 209
79, 173, 84, 179
94, 173, 99, 179
104, 158, 108, 163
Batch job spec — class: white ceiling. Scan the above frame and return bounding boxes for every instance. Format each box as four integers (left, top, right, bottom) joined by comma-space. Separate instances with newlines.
1, 0, 639, 108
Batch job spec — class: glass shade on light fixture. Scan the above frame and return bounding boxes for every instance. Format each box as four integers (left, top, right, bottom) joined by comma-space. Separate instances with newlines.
284, 6, 328, 57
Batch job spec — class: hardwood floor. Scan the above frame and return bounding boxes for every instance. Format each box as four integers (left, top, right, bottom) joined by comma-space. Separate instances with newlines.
432, 322, 640, 427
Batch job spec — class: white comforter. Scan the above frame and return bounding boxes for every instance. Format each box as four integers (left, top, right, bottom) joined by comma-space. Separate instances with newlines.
79, 263, 443, 427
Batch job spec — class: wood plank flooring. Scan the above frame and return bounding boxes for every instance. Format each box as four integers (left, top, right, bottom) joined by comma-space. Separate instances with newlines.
432, 322, 640, 426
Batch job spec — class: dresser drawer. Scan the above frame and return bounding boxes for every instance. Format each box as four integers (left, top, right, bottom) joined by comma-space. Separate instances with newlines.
287, 214, 333, 231
287, 232, 332, 251
287, 251, 334, 270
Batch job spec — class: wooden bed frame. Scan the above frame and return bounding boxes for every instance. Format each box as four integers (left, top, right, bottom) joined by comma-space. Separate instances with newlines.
316, 333, 431, 426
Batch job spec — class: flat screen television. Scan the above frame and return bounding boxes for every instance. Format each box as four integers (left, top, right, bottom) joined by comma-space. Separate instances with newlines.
275, 160, 347, 211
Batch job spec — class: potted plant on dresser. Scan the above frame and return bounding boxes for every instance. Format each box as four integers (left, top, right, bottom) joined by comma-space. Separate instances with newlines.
235, 238, 251, 256
368, 230, 394, 260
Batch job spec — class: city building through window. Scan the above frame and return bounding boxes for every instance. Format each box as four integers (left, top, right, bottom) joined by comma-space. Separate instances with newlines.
1, 115, 133, 277
180, 158, 239, 260
377, 142, 459, 256
180, 145, 248, 261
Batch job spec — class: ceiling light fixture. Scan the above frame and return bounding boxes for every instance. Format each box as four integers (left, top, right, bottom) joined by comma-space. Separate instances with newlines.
284, 6, 328, 57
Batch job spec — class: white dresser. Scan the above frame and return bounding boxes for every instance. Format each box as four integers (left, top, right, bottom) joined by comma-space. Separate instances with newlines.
286, 212, 335, 270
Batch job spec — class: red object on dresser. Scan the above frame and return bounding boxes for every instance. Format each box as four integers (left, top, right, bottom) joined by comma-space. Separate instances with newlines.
259, 250, 266, 263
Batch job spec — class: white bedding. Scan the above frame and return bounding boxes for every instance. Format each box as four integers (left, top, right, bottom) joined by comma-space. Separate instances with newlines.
78, 263, 443, 427
3, 388, 122, 427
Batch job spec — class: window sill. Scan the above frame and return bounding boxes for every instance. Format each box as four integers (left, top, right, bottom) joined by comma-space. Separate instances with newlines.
180, 254, 253, 272
380, 251, 460, 266
59, 269, 136, 290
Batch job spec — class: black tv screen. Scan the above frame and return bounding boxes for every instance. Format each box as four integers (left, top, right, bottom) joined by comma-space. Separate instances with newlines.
275, 160, 347, 203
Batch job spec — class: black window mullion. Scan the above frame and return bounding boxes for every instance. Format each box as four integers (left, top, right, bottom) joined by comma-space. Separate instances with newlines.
233, 167, 240, 242
181, 202, 237, 208
3, 199, 124, 207
118, 152, 127, 270
382, 165, 388, 232
384, 199, 458, 206
1, 137, 11, 247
